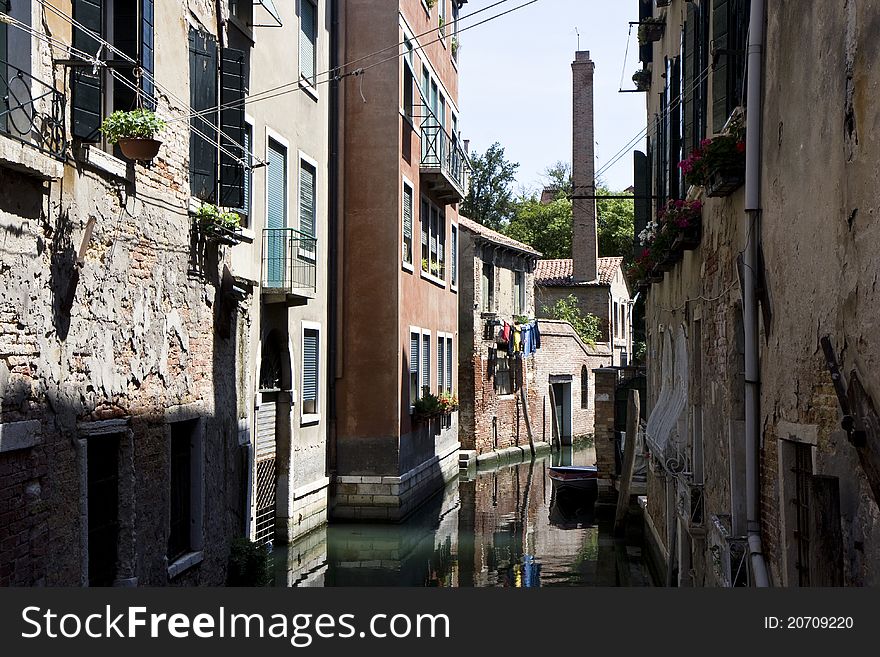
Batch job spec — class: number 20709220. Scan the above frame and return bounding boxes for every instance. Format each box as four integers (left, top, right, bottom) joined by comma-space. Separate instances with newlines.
764, 617, 854, 629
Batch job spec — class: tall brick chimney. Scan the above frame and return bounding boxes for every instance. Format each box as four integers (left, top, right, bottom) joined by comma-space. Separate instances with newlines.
571, 51, 598, 283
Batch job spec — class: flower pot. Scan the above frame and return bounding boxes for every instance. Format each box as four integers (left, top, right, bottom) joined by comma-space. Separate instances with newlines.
676, 224, 702, 250
705, 165, 745, 197
639, 22, 664, 44
117, 137, 161, 161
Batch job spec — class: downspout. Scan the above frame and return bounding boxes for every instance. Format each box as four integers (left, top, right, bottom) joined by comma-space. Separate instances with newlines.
328, 0, 343, 475
744, 0, 770, 587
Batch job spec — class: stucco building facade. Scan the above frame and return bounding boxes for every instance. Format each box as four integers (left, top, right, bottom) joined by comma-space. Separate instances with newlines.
331, 0, 467, 520
634, 0, 880, 587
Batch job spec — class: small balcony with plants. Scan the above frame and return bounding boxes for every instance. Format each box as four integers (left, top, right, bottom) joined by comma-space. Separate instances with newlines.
637, 15, 665, 46
680, 115, 746, 198
629, 199, 703, 290
420, 121, 470, 204
193, 203, 245, 245
261, 227, 317, 305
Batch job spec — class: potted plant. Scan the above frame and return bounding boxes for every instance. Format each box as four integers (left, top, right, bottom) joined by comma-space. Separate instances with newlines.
637, 16, 665, 45
413, 389, 442, 423
195, 203, 243, 245
451, 36, 459, 59
632, 68, 652, 91
438, 391, 459, 414
100, 108, 166, 161
421, 258, 430, 273
658, 199, 703, 251
679, 117, 746, 197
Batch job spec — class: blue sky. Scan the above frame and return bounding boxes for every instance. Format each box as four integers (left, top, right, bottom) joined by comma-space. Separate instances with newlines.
458, 0, 645, 194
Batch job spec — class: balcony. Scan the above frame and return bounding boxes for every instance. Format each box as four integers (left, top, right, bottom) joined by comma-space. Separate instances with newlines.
0, 58, 66, 163
261, 228, 317, 305
420, 123, 469, 204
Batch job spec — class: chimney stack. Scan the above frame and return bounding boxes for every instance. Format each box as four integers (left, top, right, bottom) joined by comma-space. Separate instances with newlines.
571, 51, 598, 283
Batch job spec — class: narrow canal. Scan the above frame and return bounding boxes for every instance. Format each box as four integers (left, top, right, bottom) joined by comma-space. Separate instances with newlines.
272, 442, 655, 586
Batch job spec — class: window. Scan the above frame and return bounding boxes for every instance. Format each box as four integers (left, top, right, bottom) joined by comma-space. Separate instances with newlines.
185, 25, 247, 204
495, 351, 513, 395
438, 0, 447, 38
409, 330, 420, 406
403, 179, 414, 266
235, 120, 253, 227
712, 0, 749, 132
299, 156, 317, 260
422, 332, 431, 394
581, 366, 589, 409
168, 419, 198, 563
438, 335, 445, 394
88, 435, 120, 586
267, 136, 287, 228
403, 37, 416, 123
481, 261, 494, 312
420, 198, 445, 280
514, 271, 525, 315
613, 301, 619, 338
300, 0, 318, 87
302, 324, 320, 421
451, 224, 458, 287
72, 0, 156, 147
683, 1, 710, 159
445, 336, 453, 393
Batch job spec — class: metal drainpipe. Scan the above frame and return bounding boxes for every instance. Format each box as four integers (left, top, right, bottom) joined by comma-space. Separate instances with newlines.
744, 0, 770, 588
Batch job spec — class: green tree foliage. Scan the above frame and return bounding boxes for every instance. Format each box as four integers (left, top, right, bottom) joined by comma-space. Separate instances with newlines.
543, 161, 573, 198
462, 142, 519, 230
503, 195, 572, 259
541, 295, 601, 345
596, 187, 635, 266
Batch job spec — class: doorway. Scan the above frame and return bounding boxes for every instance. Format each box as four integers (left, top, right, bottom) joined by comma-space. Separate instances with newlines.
551, 381, 572, 445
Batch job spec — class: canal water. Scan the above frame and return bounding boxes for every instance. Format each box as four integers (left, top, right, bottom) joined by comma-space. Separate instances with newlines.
272, 442, 655, 587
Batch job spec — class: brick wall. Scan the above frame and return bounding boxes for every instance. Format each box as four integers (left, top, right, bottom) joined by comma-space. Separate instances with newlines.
592, 369, 617, 481
571, 51, 597, 282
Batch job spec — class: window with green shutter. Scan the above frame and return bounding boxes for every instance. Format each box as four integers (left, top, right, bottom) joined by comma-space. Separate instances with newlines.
302, 327, 320, 419
437, 336, 445, 392
451, 224, 458, 287
712, 0, 750, 132
266, 138, 287, 287
300, 0, 317, 86
422, 333, 431, 394
299, 159, 317, 261
445, 337, 453, 393
410, 331, 420, 404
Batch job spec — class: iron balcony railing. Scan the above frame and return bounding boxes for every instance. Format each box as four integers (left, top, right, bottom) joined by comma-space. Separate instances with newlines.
0, 58, 66, 160
261, 227, 317, 294
420, 122, 469, 198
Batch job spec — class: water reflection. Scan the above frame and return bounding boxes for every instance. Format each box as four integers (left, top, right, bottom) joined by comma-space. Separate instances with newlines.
273, 443, 654, 587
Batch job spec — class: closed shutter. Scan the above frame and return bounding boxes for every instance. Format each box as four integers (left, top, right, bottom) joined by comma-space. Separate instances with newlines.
410, 333, 420, 375
712, 0, 729, 132
71, 0, 104, 141
303, 329, 319, 413
669, 56, 681, 199
189, 27, 218, 201
421, 199, 429, 262
683, 3, 696, 157
300, 0, 316, 84
141, 0, 155, 107
242, 124, 252, 217
451, 225, 457, 285
403, 184, 413, 262
437, 336, 444, 391
633, 150, 649, 259
422, 334, 430, 392
299, 162, 316, 238
267, 139, 286, 229
219, 48, 246, 208
445, 338, 453, 393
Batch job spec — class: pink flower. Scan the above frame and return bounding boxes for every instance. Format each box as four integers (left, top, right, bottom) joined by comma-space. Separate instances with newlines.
736, 141, 746, 153
701, 138, 713, 148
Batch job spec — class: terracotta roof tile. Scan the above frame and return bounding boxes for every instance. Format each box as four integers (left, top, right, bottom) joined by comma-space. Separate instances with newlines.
535, 257, 623, 286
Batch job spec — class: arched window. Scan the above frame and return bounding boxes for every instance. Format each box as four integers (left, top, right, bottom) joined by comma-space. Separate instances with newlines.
581, 366, 589, 409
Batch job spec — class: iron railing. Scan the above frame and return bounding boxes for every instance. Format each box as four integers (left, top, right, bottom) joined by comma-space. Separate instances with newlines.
0, 58, 66, 159
261, 227, 317, 294
420, 122, 469, 197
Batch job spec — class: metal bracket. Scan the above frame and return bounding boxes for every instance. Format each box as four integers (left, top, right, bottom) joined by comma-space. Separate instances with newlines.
820, 336, 867, 447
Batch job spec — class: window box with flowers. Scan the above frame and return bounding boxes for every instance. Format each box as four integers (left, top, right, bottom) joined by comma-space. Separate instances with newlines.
680, 118, 746, 197
632, 68, 652, 91
194, 203, 244, 245
636, 199, 703, 282
413, 389, 458, 424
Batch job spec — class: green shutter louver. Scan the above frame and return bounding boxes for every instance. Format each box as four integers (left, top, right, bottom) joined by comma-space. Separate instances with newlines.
299, 161, 316, 238
303, 329, 319, 414
451, 225, 457, 285
712, 0, 730, 132
422, 334, 430, 392
220, 48, 247, 208
141, 0, 155, 107
410, 333, 420, 375
403, 184, 413, 263
71, 0, 104, 141
683, 3, 696, 156
438, 336, 445, 391
445, 338, 453, 393
189, 27, 219, 201
300, 0, 317, 85
267, 139, 286, 229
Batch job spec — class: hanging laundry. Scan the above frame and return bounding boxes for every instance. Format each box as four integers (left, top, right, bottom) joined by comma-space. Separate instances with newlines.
500, 322, 511, 344
513, 327, 522, 353
534, 320, 541, 349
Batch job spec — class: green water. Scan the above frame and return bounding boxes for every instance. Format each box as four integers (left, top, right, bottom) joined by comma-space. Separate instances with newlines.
272, 443, 654, 587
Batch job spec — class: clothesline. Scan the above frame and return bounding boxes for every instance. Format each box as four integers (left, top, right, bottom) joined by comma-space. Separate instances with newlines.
489, 318, 542, 358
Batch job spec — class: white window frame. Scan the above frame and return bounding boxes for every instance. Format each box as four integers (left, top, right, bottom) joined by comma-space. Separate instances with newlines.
265, 127, 290, 229
297, 150, 319, 261
408, 326, 422, 411
301, 321, 322, 425
402, 175, 415, 271
421, 328, 432, 395
419, 196, 447, 287
436, 332, 454, 393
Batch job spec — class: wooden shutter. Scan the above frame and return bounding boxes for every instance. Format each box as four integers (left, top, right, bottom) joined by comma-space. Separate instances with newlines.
410, 333, 420, 375
242, 124, 252, 216
300, 0, 316, 84
71, 0, 104, 141
669, 56, 682, 199
445, 338, 453, 393
633, 150, 648, 258
451, 225, 457, 284
189, 27, 218, 201
266, 139, 286, 229
140, 0, 155, 107
219, 48, 246, 208
437, 336, 445, 391
403, 184, 413, 262
712, 0, 730, 132
422, 334, 430, 392
303, 329, 319, 407
683, 3, 696, 156
299, 161, 316, 238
